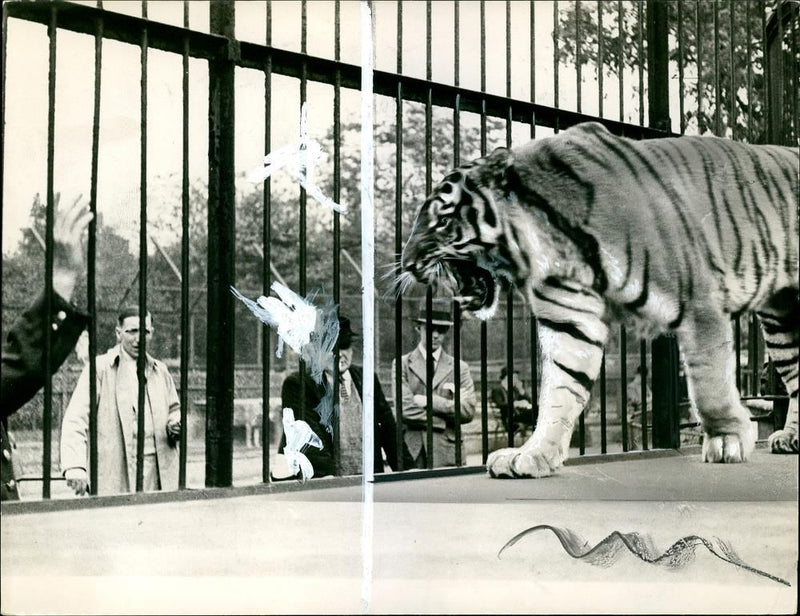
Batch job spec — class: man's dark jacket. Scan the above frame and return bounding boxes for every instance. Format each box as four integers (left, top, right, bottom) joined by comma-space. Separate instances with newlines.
1, 293, 88, 500
280, 365, 414, 477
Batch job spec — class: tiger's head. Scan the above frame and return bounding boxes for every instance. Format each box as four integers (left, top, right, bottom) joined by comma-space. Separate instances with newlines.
399, 148, 519, 319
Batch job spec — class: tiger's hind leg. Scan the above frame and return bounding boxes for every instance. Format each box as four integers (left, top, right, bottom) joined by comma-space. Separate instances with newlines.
758, 288, 799, 454
678, 306, 756, 463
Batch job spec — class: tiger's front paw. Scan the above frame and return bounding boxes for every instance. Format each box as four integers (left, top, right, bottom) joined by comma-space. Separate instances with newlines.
702, 430, 755, 463
486, 446, 563, 479
768, 428, 799, 454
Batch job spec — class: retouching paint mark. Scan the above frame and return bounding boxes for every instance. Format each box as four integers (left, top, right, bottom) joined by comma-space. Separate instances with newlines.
498, 525, 790, 587
247, 101, 346, 213
231, 282, 338, 381
231, 283, 340, 433
281, 407, 324, 482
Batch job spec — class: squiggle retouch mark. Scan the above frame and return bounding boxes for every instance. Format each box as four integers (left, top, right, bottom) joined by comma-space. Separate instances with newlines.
498, 525, 790, 587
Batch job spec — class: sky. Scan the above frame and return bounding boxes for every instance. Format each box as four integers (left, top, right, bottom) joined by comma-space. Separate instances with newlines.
3, 0, 659, 255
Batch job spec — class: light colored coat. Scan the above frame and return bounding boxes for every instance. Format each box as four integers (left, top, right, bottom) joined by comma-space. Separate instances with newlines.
392, 347, 476, 466
60, 345, 180, 495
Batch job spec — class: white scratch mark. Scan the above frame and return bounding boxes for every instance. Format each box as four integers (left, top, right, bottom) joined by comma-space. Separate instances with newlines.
281, 407, 323, 482
247, 102, 346, 213
360, 1, 375, 612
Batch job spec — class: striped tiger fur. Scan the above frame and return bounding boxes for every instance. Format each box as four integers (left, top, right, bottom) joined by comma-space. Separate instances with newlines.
399, 121, 799, 478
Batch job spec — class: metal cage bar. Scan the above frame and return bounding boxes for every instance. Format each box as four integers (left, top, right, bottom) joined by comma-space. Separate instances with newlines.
261, 0, 274, 484
393, 0, 405, 472
88, 7, 103, 495
42, 5, 58, 499
178, 0, 190, 490
134, 15, 149, 493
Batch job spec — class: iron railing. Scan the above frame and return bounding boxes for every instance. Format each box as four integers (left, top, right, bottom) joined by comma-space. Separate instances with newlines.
1, 0, 796, 505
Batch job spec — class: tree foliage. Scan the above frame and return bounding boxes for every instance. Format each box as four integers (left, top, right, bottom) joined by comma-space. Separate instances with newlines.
557, 0, 782, 141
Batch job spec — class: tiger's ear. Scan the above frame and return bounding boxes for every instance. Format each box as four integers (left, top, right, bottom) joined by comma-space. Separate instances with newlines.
483, 147, 517, 194
483, 148, 514, 188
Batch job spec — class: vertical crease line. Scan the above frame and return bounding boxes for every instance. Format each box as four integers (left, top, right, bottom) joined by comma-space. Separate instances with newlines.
360, 2, 375, 612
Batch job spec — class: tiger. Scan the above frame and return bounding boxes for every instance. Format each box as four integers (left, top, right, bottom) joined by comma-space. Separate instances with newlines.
398, 121, 799, 478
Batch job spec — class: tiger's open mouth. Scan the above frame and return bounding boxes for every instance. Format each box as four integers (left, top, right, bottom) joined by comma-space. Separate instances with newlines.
445, 258, 499, 315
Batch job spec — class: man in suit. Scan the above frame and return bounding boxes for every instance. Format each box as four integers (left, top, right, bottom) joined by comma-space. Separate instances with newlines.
1, 195, 93, 500
393, 300, 476, 468
277, 316, 413, 479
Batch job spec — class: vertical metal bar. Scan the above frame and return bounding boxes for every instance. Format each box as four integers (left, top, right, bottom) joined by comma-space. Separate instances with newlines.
729, 0, 737, 139
761, 0, 769, 143
261, 0, 273, 484
637, 0, 644, 126
777, 0, 785, 145
793, 2, 799, 145
453, 301, 463, 465
425, 0, 434, 469
598, 0, 604, 118
678, 0, 685, 133
425, 289, 434, 469
453, 1, 463, 467
697, 0, 704, 133
298, 1, 308, 298
88, 7, 102, 495
206, 0, 236, 488
600, 354, 607, 453
714, 0, 721, 136
553, 0, 559, 113
505, 1, 514, 449
578, 399, 585, 455
640, 339, 648, 450
618, 0, 624, 123
506, 0, 511, 99
43, 5, 58, 500
529, 5, 539, 437
479, 0, 489, 464
750, 313, 760, 395
647, 0, 670, 131
530, 0, 536, 104
135, 16, 149, 493
506, 289, 514, 448
178, 0, 190, 490
394, 0, 405, 471
576, 0, 581, 113
735, 317, 742, 390
332, 0, 342, 473
747, 0, 753, 141
620, 325, 628, 452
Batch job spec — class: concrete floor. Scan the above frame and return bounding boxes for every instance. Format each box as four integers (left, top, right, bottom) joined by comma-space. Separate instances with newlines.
1, 447, 797, 615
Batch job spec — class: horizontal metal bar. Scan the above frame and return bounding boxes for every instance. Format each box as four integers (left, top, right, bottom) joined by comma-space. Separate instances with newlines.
6, 1, 670, 139
5, 0, 226, 59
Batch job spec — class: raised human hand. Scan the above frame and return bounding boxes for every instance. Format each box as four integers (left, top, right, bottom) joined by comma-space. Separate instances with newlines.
52, 194, 93, 302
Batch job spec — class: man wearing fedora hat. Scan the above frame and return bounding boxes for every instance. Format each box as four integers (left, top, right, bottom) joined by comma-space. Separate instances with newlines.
278, 315, 413, 478
393, 299, 476, 468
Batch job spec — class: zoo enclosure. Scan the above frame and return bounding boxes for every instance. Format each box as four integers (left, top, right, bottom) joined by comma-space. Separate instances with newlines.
1, 0, 797, 502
